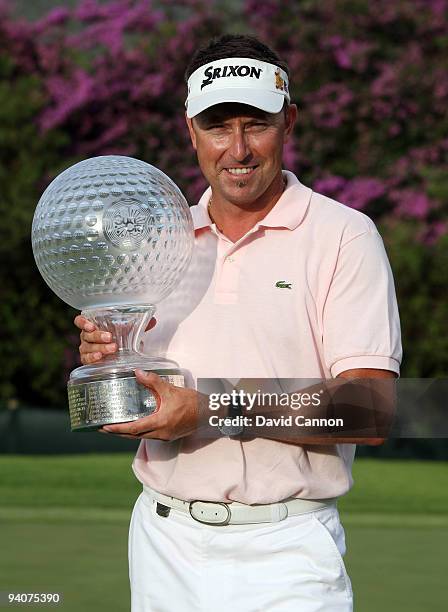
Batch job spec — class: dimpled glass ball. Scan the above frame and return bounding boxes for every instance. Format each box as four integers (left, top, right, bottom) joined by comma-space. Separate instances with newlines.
32, 156, 194, 310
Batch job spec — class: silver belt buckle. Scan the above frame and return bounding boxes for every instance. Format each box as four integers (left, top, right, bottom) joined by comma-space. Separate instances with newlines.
188, 500, 231, 526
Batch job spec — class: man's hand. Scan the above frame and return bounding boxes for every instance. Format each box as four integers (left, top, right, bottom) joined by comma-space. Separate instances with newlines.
74, 314, 157, 364
100, 370, 201, 441
74, 315, 117, 364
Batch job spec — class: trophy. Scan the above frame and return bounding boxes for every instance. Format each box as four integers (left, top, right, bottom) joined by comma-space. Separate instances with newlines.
32, 156, 194, 431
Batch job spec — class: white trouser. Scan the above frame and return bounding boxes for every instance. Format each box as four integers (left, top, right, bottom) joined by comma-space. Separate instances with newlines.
129, 490, 353, 612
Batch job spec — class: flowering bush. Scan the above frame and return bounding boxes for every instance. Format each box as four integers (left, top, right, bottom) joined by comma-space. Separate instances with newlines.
246, 0, 448, 240
1, 0, 227, 201
0, 0, 226, 405
1, 0, 446, 407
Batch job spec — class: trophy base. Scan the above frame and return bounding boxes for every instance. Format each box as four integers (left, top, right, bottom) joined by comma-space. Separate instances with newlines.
67, 358, 184, 432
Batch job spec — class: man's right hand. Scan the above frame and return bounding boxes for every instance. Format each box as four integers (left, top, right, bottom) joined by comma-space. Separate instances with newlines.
74, 315, 117, 365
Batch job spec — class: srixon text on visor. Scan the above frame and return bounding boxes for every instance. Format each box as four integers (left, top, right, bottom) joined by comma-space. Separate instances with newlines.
201, 65, 262, 90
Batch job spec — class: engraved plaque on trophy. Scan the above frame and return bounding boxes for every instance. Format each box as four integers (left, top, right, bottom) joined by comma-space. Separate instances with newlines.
32, 156, 194, 431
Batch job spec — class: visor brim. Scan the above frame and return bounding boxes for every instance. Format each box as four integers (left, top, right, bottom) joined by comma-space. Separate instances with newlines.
186, 89, 287, 118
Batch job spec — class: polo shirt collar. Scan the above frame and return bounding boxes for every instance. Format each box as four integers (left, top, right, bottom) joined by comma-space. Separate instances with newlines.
190, 170, 312, 232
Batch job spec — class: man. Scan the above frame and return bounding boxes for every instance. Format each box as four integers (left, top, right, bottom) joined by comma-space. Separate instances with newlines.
76, 34, 401, 611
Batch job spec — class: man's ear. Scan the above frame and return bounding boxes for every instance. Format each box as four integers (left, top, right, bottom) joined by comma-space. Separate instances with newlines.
185, 113, 197, 150
283, 104, 298, 143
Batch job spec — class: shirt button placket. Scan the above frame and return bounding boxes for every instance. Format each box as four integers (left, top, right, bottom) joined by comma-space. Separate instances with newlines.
215, 244, 241, 304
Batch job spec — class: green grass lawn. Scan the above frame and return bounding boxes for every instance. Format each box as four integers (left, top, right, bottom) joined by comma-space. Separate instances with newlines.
1, 455, 447, 611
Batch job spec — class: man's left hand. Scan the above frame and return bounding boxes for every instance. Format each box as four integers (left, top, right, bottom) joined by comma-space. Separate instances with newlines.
100, 370, 200, 441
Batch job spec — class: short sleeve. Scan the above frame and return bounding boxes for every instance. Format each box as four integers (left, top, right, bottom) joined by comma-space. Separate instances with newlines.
322, 227, 402, 378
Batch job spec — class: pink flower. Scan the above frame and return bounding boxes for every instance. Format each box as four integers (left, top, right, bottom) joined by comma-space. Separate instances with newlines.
314, 176, 386, 211
420, 221, 447, 244
314, 175, 347, 195
305, 83, 354, 129
40, 69, 94, 131
340, 178, 387, 210
390, 189, 433, 220
33, 7, 70, 34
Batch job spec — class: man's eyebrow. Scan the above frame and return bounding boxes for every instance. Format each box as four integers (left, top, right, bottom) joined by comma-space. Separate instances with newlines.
198, 116, 226, 126
246, 115, 270, 122
196, 112, 272, 127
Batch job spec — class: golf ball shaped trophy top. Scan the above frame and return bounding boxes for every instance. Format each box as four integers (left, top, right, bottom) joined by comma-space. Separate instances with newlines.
32, 156, 194, 431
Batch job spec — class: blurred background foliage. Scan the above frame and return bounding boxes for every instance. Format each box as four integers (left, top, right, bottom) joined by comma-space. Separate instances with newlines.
0, 0, 447, 409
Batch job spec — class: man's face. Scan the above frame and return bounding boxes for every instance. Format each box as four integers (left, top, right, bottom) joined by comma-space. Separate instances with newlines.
186, 103, 297, 208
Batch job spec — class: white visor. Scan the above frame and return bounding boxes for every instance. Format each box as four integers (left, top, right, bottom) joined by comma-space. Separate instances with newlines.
185, 57, 290, 118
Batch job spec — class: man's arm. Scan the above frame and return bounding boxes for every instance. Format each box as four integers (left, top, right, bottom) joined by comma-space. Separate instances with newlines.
99, 368, 397, 446
335, 368, 397, 445
75, 309, 397, 446
210, 368, 395, 446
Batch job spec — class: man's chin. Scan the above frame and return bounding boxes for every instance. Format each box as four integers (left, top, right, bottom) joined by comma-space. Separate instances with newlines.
218, 183, 262, 206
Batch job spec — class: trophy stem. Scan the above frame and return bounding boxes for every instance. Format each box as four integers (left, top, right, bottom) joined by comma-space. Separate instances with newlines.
68, 302, 184, 432
81, 304, 156, 360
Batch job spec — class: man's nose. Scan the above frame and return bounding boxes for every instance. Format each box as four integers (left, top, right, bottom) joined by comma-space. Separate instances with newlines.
228, 128, 251, 161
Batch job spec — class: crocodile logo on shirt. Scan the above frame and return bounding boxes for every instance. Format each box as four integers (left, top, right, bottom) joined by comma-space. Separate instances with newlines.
275, 280, 292, 289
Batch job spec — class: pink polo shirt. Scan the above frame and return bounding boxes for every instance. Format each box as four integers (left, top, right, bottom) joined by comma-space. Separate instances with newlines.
132, 171, 402, 504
